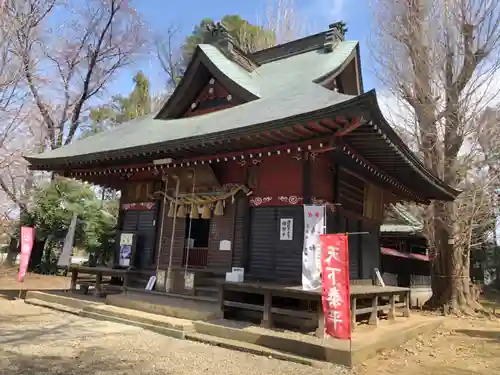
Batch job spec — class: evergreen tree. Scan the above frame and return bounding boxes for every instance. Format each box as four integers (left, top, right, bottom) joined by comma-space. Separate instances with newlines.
181, 15, 275, 65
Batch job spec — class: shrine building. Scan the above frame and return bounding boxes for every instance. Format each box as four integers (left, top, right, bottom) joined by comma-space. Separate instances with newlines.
25, 22, 458, 318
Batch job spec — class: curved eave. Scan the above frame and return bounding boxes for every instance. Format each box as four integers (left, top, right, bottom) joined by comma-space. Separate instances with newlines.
25, 90, 459, 203
364, 91, 460, 201
25, 94, 368, 169
313, 43, 358, 85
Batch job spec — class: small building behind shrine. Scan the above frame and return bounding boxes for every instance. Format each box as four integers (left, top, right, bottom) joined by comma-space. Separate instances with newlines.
380, 203, 432, 306
24, 22, 459, 296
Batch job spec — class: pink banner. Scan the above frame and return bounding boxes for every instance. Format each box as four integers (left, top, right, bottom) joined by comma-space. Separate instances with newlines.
18, 226, 35, 282
320, 233, 351, 340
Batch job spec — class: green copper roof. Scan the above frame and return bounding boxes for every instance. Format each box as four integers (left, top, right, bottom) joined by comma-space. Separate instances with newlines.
26, 40, 359, 163
381, 204, 423, 233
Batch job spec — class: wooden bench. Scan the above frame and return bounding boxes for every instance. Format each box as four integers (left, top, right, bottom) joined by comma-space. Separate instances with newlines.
349, 284, 411, 330
70, 266, 130, 297
218, 280, 411, 337
219, 281, 324, 333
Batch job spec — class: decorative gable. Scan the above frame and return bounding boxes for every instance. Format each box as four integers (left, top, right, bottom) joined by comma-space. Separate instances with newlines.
155, 45, 258, 120
183, 77, 241, 117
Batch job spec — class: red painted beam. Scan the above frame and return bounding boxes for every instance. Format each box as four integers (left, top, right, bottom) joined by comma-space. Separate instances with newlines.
335, 116, 362, 137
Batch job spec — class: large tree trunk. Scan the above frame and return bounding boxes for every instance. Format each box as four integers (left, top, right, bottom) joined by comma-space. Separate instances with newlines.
427, 201, 479, 313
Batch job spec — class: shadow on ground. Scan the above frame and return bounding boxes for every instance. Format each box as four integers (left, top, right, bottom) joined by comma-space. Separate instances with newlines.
0, 316, 149, 375
455, 329, 500, 343
0, 347, 137, 375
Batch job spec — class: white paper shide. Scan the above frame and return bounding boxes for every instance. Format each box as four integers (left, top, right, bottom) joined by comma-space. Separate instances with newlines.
302, 205, 326, 290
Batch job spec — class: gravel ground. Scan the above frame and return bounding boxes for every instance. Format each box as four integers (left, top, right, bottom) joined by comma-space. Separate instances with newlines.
0, 299, 352, 375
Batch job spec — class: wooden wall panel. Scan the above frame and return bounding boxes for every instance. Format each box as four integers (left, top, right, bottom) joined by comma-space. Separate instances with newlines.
157, 215, 186, 269
207, 203, 235, 270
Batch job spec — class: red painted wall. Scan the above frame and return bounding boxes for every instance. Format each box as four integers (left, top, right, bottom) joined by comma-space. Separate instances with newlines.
311, 154, 334, 202
212, 154, 308, 207
182, 79, 240, 117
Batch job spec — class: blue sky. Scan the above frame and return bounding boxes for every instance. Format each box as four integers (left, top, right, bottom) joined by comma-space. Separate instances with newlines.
114, 0, 376, 96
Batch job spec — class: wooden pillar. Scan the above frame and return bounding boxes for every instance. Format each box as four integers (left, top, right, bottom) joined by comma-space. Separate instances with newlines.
403, 291, 411, 317
357, 219, 363, 278
123, 272, 129, 294
368, 295, 379, 326
331, 160, 341, 230
94, 271, 102, 298
218, 283, 225, 319
316, 302, 325, 338
350, 296, 357, 331
70, 269, 78, 291
302, 155, 312, 204
388, 294, 396, 320
261, 290, 273, 328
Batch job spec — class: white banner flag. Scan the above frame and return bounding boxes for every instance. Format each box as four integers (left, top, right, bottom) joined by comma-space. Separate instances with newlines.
57, 213, 77, 267
302, 205, 326, 290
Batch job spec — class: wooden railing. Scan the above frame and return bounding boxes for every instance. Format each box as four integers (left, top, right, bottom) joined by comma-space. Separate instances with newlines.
219, 280, 411, 337
183, 247, 208, 268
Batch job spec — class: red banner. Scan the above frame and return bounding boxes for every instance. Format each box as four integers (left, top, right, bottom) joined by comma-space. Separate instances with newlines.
18, 226, 35, 282
320, 233, 351, 340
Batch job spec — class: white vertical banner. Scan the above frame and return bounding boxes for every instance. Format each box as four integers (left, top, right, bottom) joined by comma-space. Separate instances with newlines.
57, 213, 77, 267
302, 205, 326, 290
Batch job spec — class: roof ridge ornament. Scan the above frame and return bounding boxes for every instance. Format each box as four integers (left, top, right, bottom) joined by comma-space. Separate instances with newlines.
205, 21, 259, 72
324, 21, 348, 53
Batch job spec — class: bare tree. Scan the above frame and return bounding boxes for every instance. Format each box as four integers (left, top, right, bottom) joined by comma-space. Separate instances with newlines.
0, 0, 147, 265
8, 0, 147, 150
370, 0, 500, 312
0, 0, 146, 207
155, 25, 183, 89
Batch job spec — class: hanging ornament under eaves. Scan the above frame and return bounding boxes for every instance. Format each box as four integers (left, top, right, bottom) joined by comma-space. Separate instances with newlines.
201, 204, 212, 219
190, 204, 200, 219
167, 202, 175, 218
177, 204, 187, 218
214, 200, 224, 216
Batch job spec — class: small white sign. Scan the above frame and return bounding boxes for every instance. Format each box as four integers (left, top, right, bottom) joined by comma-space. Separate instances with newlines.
184, 272, 194, 290
120, 233, 134, 246
280, 218, 294, 240
232, 267, 245, 282
374, 268, 385, 288
219, 240, 231, 251
145, 276, 157, 291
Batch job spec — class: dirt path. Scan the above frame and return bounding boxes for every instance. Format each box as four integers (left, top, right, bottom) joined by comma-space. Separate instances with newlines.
358, 317, 500, 375
0, 268, 70, 293
0, 300, 348, 375
1, 289, 499, 374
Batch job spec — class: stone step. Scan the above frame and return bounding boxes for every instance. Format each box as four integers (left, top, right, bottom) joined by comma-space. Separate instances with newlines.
24, 298, 81, 315
106, 292, 219, 321
83, 304, 194, 332
125, 287, 217, 303
25, 291, 102, 310
185, 332, 316, 367
194, 286, 218, 298
192, 320, 352, 366
79, 310, 187, 340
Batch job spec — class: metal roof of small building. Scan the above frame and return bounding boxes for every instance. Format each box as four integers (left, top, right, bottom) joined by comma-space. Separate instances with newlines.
381, 204, 423, 233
